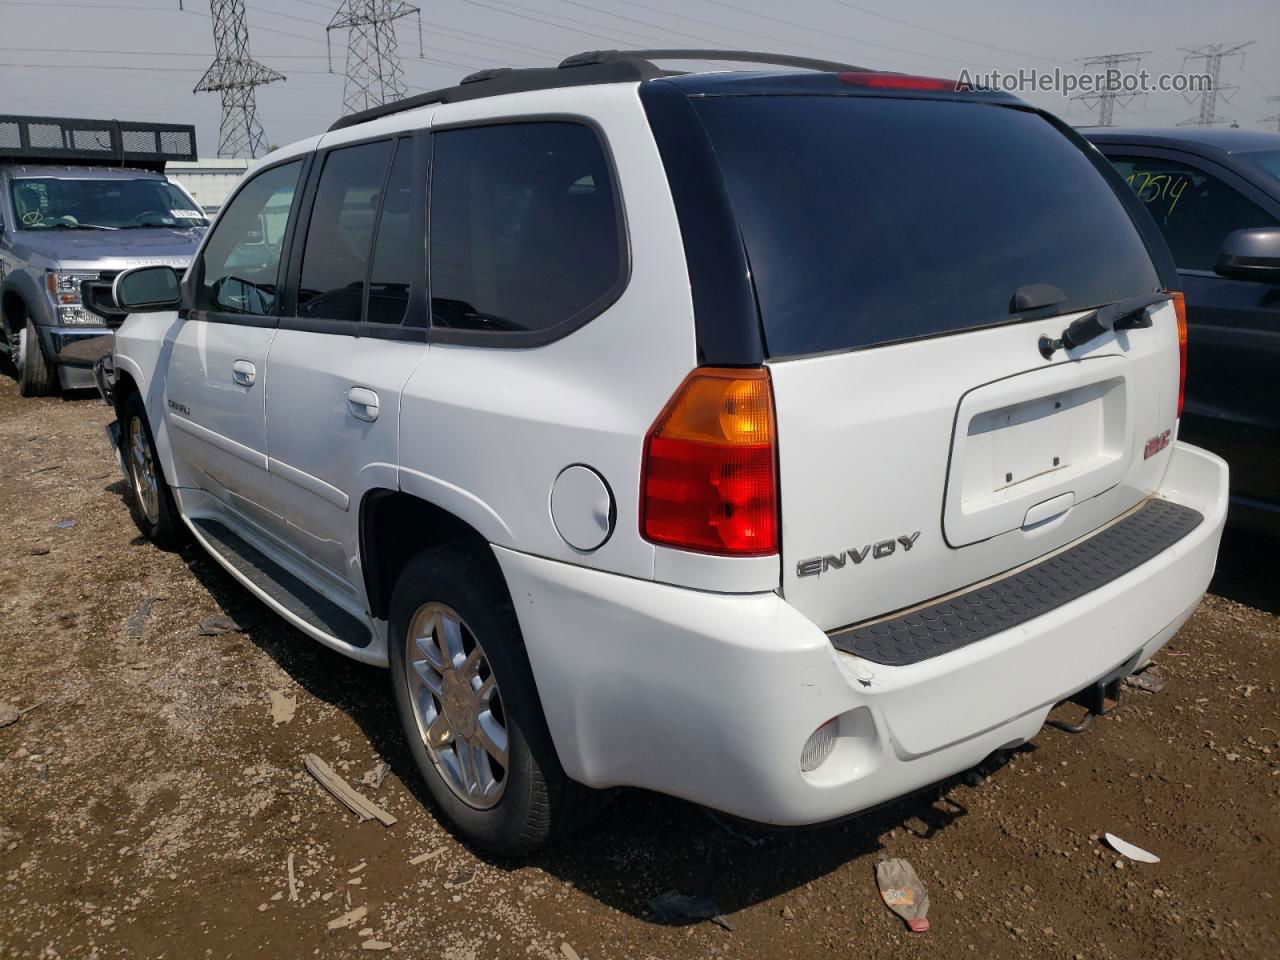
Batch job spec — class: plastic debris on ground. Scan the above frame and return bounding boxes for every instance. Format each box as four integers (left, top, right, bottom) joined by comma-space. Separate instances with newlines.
1105, 833, 1160, 863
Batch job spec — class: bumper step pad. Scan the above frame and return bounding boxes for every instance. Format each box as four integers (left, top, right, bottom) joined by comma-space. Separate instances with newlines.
829, 498, 1203, 667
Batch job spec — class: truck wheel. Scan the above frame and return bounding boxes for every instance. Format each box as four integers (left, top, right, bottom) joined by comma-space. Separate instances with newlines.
121, 391, 187, 549
16, 325, 57, 397
388, 545, 602, 855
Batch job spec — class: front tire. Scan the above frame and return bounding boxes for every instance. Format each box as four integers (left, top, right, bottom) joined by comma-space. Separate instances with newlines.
120, 391, 186, 549
15, 325, 56, 397
388, 545, 599, 855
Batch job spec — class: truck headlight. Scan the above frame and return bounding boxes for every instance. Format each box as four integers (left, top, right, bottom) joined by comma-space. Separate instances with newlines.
46, 270, 94, 305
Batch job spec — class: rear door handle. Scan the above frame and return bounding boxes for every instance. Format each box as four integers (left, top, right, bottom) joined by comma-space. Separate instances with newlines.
232, 359, 256, 387
347, 386, 379, 422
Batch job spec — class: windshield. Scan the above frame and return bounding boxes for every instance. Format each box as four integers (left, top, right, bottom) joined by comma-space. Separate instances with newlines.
692, 96, 1161, 358
9, 176, 207, 231
1239, 149, 1280, 189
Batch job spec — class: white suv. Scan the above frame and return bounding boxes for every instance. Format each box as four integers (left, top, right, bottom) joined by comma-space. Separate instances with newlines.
96, 51, 1229, 855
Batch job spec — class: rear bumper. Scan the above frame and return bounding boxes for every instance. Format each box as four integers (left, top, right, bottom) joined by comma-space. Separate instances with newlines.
496, 441, 1228, 825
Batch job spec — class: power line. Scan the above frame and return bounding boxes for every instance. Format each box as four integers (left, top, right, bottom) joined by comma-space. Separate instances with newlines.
1071, 51, 1150, 127
694, 0, 980, 69
472, 0, 710, 52
533, 0, 726, 47
1178, 41, 1253, 128
824, 0, 1074, 67
193, 0, 284, 159
451, 0, 699, 52
533, 0, 887, 67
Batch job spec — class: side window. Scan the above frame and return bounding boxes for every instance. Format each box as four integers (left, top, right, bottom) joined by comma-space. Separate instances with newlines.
1110, 155, 1280, 272
367, 139, 415, 325
195, 160, 301, 316
297, 140, 392, 323
429, 122, 622, 336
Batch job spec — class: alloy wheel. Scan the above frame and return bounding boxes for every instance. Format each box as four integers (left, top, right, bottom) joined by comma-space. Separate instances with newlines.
404, 602, 509, 809
128, 416, 161, 525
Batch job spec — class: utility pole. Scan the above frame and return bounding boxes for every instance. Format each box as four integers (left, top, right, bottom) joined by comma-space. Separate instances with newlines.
1177, 42, 1253, 127
328, 0, 424, 116
193, 0, 284, 158
1072, 51, 1150, 126
1263, 95, 1280, 132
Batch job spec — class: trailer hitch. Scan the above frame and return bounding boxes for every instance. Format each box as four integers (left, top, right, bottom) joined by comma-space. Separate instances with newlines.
1047, 674, 1124, 734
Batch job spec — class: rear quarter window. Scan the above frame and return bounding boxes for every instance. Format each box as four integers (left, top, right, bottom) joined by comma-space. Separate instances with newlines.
428, 121, 625, 343
692, 96, 1162, 357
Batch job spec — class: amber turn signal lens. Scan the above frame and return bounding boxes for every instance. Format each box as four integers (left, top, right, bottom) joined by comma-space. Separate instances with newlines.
1168, 290, 1187, 419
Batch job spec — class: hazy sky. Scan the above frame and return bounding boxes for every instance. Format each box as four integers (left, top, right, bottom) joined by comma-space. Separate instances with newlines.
1, 0, 1277, 155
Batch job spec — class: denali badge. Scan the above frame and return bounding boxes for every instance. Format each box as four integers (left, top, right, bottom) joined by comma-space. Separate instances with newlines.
1144, 429, 1171, 460
796, 531, 922, 578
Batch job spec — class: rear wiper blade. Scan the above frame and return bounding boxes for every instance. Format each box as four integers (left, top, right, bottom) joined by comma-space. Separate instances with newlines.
1038, 292, 1168, 359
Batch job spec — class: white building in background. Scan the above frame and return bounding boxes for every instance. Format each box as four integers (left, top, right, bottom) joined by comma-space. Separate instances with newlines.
165, 158, 250, 215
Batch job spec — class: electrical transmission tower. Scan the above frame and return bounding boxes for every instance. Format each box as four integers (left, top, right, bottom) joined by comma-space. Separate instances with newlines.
192, 0, 284, 158
328, 1, 424, 116
1072, 51, 1150, 126
1177, 42, 1253, 127
1263, 96, 1280, 132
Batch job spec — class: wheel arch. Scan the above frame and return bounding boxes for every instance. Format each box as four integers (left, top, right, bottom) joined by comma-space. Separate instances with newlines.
1, 286, 28, 337
359, 489, 508, 622
110, 366, 140, 417
110, 356, 181, 489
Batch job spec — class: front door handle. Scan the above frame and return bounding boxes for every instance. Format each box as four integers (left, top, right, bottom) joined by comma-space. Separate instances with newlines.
231, 359, 256, 387
347, 386, 379, 422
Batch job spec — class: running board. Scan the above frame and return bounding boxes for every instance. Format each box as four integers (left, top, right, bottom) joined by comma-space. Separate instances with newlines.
190, 517, 373, 650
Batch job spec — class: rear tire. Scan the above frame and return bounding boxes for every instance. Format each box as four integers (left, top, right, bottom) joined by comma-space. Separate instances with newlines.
121, 391, 187, 549
388, 544, 601, 855
16, 325, 56, 397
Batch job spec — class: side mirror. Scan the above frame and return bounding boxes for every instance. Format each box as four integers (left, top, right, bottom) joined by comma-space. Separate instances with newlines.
114, 265, 182, 312
1214, 227, 1280, 283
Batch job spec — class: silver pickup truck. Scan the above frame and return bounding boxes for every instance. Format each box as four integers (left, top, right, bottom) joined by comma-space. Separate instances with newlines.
0, 115, 205, 395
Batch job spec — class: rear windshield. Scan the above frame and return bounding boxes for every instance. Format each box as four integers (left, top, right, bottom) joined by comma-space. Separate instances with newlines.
692, 96, 1161, 358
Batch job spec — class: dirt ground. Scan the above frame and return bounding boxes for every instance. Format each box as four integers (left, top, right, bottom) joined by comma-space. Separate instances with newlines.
0, 373, 1277, 960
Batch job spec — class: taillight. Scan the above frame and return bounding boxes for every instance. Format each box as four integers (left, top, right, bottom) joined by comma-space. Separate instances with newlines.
838, 71, 964, 91
1169, 290, 1187, 419
641, 367, 779, 556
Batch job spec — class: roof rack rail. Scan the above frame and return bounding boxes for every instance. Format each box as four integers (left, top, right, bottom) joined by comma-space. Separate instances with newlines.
0, 114, 197, 171
328, 48, 872, 133
560, 49, 868, 73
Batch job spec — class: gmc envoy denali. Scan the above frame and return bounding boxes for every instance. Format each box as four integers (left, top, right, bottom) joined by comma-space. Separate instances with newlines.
92, 51, 1228, 854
